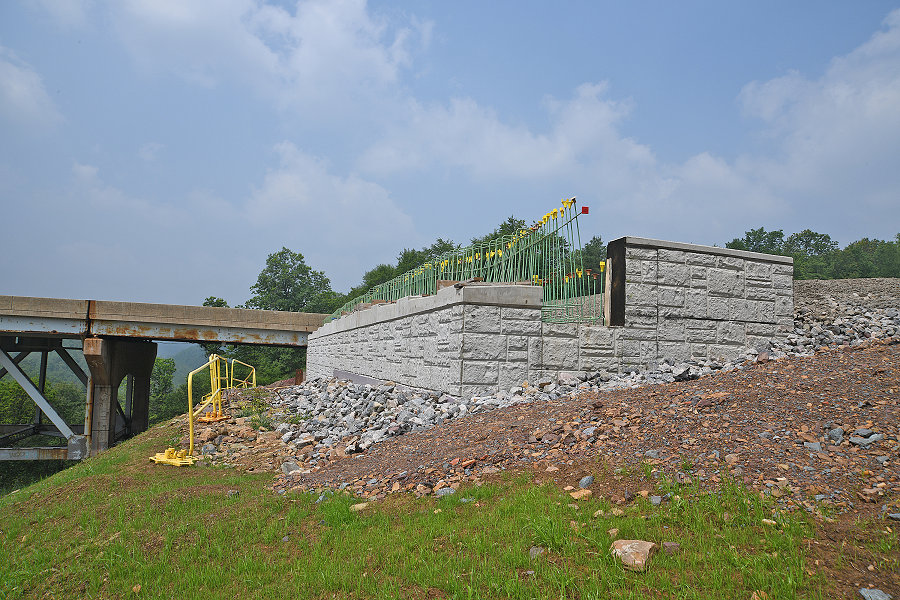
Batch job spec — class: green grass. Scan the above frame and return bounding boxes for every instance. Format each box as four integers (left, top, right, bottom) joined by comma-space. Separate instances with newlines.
0, 420, 836, 599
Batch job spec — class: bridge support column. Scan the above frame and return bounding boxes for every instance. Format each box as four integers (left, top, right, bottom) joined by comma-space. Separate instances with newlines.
83, 338, 156, 456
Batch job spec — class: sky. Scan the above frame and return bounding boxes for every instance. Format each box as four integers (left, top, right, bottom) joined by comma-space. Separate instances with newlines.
1, 1, 899, 307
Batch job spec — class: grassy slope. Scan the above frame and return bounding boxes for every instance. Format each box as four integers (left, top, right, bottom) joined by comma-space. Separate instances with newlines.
0, 418, 893, 599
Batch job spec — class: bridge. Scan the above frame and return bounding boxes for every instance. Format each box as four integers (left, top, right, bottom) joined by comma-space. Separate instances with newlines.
0, 296, 327, 461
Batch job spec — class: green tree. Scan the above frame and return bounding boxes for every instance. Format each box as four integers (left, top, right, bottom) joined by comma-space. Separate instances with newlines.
198, 297, 230, 357
726, 227, 786, 255
244, 247, 335, 314
470, 216, 527, 246
783, 230, 838, 256
150, 358, 176, 399
577, 235, 606, 272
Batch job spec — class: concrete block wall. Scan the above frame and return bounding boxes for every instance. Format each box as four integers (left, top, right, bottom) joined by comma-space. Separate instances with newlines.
606, 236, 794, 370
306, 237, 793, 395
306, 285, 544, 397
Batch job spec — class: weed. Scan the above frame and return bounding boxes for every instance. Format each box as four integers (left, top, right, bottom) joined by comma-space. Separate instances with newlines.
639, 460, 653, 479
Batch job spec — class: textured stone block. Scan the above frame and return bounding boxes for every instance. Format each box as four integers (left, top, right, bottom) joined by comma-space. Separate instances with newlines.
501, 318, 542, 336
746, 285, 776, 301
507, 350, 528, 362
461, 361, 498, 385
686, 253, 717, 266
775, 295, 793, 317
659, 263, 690, 287
708, 344, 743, 361
621, 338, 641, 358
747, 323, 777, 337
502, 307, 541, 321
658, 341, 690, 361
461, 333, 505, 360
717, 321, 746, 345
641, 260, 659, 282
580, 355, 619, 372
729, 298, 755, 322
757, 300, 776, 323
690, 343, 709, 358
528, 336, 542, 366
543, 337, 579, 369
657, 249, 688, 264
621, 327, 657, 341
507, 335, 528, 351
686, 325, 718, 343
690, 266, 707, 282
626, 259, 643, 279
658, 306, 686, 319
465, 305, 501, 333
707, 296, 730, 320
745, 261, 773, 280
718, 256, 745, 270
708, 269, 745, 297
772, 274, 793, 289
542, 323, 578, 338
658, 319, 685, 341
684, 289, 707, 318
773, 263, 793, 275
626, 247, 657, 261
499, 363, 528, 391
579, 326, 615, 349
625, 305, 656, 318
625, 283, 658, 307
658, 286, 685, 307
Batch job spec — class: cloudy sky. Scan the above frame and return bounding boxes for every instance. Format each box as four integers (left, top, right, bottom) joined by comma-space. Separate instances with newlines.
2, 1, 899, 307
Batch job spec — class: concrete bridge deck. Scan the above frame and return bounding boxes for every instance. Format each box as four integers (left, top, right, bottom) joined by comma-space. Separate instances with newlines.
0, 296, 327, 346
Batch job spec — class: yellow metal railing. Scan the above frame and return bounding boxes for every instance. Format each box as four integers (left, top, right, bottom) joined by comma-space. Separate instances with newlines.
150, 354, 257, 466
230, 359, 256, 389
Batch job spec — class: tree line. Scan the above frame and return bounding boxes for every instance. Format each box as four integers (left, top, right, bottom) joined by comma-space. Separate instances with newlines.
726, 228, 900, 280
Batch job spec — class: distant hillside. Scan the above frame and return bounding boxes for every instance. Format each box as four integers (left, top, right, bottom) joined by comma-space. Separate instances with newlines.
170, 344, 208, 384
17, 347, 88, 389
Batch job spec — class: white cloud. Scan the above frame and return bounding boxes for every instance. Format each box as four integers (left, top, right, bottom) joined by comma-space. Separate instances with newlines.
245, 141, 416, 279
71, 161, 184, 226
102, 0, 429, 127
0, 46, 63, 131
731, 8, 900, 226
359, 83, 650, 181
137, 142, 165, 161
26, 0, 94, 28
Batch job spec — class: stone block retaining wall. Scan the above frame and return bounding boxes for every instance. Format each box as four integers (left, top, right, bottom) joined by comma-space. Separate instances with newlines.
306, 237, 793, 395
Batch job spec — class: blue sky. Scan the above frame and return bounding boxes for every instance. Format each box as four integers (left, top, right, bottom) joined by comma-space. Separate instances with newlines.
2, 1, 899, 307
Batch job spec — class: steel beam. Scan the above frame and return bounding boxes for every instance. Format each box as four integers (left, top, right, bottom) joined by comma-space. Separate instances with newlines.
54, 347, 88, 387
89, 320, 311, 346
0, 350, 29, 380
0, 424, 84, 437
0, 315, 87, 338
0, 446, 72, 460
0, 348, 75, 439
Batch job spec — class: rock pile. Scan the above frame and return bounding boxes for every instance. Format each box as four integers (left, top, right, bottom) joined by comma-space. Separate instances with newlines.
786, 298, 899, 354
266, 280, 899, 470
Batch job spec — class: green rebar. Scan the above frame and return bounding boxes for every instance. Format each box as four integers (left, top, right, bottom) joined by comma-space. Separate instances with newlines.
326, 197, 603, 325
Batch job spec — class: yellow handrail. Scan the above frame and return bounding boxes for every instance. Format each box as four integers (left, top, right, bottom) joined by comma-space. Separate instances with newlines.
230, 359, 256, 389
186, 354, 228, 456
152, 354, 258, 464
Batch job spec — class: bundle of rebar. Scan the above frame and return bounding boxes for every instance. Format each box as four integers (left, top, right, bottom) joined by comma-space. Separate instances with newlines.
326, 197, 604, 324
